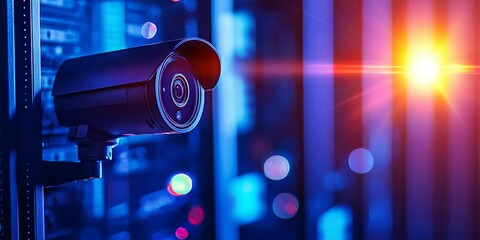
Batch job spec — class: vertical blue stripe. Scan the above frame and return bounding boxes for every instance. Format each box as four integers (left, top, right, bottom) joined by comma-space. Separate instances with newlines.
32, 1, 46, 238
362, 0, 393, 238
212, 0, 238, 239
100, 1, 126, 51
7, 1, 18, 239
92, 179, 105, 218
303, 0, 334, 239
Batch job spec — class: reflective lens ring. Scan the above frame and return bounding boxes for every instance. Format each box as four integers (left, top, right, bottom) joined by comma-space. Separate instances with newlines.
170, 73, 190, 108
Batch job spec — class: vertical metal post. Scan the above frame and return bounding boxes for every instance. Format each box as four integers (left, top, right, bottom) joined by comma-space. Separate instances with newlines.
14, 0, 45, 239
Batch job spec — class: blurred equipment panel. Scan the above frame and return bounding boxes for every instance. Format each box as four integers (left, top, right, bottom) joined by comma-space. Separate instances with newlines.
212, 0, 304, 239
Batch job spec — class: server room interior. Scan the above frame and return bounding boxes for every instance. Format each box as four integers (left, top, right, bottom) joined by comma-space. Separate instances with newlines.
2, 0, 480, 239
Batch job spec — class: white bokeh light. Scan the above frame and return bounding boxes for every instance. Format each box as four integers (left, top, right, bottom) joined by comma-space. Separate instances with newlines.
141, 22, 157, 39
263, 155, 290, 180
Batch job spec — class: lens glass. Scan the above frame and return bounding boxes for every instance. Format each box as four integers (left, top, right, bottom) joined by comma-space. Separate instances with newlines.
171, 74, 189, 107
174, 81, 183, 98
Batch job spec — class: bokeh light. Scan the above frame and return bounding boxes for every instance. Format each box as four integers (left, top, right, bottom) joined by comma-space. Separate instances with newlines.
188, 206, 205, 225
272, 192, 299, 219
175, 227, 188, 239
168, 173, 193, 196
263, 155, 290, 180
141, 22, 157, 39
348, 148, 374, 174
230, 173, 266, 224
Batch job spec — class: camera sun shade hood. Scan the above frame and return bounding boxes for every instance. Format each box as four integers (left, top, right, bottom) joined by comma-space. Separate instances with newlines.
52, 38, 221, 97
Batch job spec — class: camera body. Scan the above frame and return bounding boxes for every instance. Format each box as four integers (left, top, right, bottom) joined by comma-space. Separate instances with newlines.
52, 38, 221, 138
43, 38, 220, 186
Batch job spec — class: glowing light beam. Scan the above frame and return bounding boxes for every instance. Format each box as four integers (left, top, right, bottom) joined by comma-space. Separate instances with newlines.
234, 61, 480, 77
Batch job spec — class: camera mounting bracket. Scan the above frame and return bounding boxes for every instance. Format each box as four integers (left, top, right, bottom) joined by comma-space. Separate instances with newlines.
41, 125, 119, 187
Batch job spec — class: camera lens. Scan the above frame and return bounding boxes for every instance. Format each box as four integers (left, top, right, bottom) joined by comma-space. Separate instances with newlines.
170, 74, 189, 107
154, 53, 204, 133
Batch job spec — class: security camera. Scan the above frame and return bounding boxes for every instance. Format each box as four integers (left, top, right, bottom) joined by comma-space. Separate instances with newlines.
43, 38, 220, 186
52, 38, 221, 137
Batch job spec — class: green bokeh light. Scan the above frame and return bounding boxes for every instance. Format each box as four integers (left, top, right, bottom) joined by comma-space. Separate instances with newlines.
170, 173, 193, 195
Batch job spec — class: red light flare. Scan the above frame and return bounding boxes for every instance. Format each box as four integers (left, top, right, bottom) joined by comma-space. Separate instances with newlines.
233, 60, 480, 119
167, 182, 181, 197
233, 60, 480, 77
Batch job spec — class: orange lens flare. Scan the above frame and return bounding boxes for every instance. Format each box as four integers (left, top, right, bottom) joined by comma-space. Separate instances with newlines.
236, 61, 480, 77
